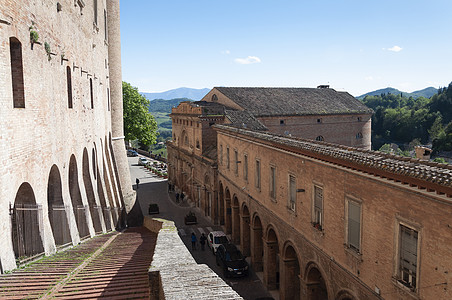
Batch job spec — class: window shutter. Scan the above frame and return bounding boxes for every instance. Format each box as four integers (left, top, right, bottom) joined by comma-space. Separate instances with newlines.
314, 186, 323, 210
400, 226, 418, 274
348, 201, 360, 250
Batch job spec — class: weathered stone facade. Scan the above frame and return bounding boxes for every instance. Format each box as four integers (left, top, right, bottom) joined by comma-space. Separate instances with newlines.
168, 95, 452, 299
0, 0, 133, 272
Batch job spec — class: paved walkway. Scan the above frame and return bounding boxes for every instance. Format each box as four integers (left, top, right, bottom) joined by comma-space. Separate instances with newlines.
0, 227, 157, 299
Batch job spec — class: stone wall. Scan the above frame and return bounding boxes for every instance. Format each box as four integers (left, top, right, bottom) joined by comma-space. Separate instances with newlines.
145, 217, 243, 300
0, 0, 130, 272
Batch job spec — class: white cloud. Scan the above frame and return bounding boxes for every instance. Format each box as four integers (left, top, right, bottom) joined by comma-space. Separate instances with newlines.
386, 45, 403, 52
234, 56, 261, 64
221, 50, 230, 55
365, 76, 373, 81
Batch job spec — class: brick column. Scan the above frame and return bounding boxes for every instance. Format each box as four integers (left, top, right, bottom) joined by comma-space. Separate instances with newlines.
107, 0, 135, 213
240, 215, 250, 256
264, 240, 278, 290
251, 226, 263, 271
232, 204, 240, 244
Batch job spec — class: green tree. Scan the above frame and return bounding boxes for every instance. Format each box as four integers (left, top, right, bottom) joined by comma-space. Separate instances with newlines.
123, 81, 158, 146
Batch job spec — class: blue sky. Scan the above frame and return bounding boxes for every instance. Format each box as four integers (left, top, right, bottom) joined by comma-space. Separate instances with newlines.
120, 0, 452, 97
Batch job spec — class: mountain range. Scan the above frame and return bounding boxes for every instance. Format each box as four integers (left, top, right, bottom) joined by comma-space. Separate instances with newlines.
141, 86, 439, 102
356, 87, 437, 99
141, 87, 210, 101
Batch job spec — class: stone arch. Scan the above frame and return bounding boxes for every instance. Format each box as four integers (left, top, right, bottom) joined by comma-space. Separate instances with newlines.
225, 187, 232, 234
105, 135, 120, 208
97, 165, 111, 232
304, 262, 330, 300
102, 157, 118, 226
264, 225, 280, 291
69, 154, 89, 238
241, 203, 251, 256
11, 183, 44, 259
82, 148, 102, 233
218, 181, 225, 225
232, 194, 240, 244
281, 241, 301, 300
47, 165, 71, 246
251, 213, 263, 272
335, 289, 357, 300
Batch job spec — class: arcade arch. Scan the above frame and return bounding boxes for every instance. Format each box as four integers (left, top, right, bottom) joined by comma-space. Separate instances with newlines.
82, 148, 102, 233
251, 214, 263, 272
69, 154, 89, 238
241, 204, 251, 256
11, 183, 44, 259
225, 188, 232, 234
232, 195, 240, 244
282, 243, 300, 300
265, 226, 280, 291
47, 165, 71, 246
305, 263, 329, 300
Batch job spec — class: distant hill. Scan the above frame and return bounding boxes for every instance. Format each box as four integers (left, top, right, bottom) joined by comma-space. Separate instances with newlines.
149, 98, 193, 113
142, 87, 210, 101
357, 87, 437, 99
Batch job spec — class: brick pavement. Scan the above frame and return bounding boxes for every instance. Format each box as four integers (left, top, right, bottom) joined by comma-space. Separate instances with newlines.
0, 227, 157, 299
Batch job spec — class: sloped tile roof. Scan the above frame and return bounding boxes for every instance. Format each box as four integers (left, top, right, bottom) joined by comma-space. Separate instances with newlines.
224, 110, 268, 131
214, 87, 373, 117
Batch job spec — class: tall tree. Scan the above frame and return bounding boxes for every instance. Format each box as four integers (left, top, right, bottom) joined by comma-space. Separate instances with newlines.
123, 82, 158, 146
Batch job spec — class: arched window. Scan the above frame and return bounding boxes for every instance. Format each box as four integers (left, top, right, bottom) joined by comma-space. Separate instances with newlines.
316, 136, 324, 141
66, 66, 73, 108
212, 94, 218, 102
356, 132, 363, 139
185, 135, 189, 145
196, 139, 200, 149
10, 37, 25, 108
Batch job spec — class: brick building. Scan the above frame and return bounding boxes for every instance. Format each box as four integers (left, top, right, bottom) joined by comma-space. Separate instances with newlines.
0, 0, 134, 272
168, 89, 452, 299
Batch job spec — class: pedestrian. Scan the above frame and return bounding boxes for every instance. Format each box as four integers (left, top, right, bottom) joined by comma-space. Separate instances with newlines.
136, 178, 140, 189
191, 232, 197, 250
180, 192, 185, 202
200, 233, 207, 251
176, 192, 179, 203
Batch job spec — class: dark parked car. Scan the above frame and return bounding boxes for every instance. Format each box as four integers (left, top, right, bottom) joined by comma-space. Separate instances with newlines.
215, 243, 249, 278
127, 149, 138, 157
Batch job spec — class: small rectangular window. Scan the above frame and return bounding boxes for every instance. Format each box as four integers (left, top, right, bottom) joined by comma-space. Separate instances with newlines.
244, 155, 248, 181
94, 0, 98, 25
289, 175, 296, 211
104, 9, 107, 41
255, 160, 261, 189
226, 147, 230, 170
66, 66, 73, 108
347, 201, 361, 252
313, 185, 323, 229
220, 145, 223, 165
399, 225, 418, 290
10, 37, 25, 108
280, 119, 285, 125
90, 78, 94, 109
234, 150, 239, 175
270, 166, 276, 199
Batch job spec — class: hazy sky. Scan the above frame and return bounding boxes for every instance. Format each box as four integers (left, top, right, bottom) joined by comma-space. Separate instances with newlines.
120, 0, 452, 96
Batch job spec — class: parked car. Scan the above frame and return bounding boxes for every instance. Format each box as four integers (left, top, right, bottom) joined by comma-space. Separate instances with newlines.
207, 231, 229, 254
215, 243, 249, 278
148, 203, 159, 214
127, 149, 138, 157
138, 157, 148, 166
